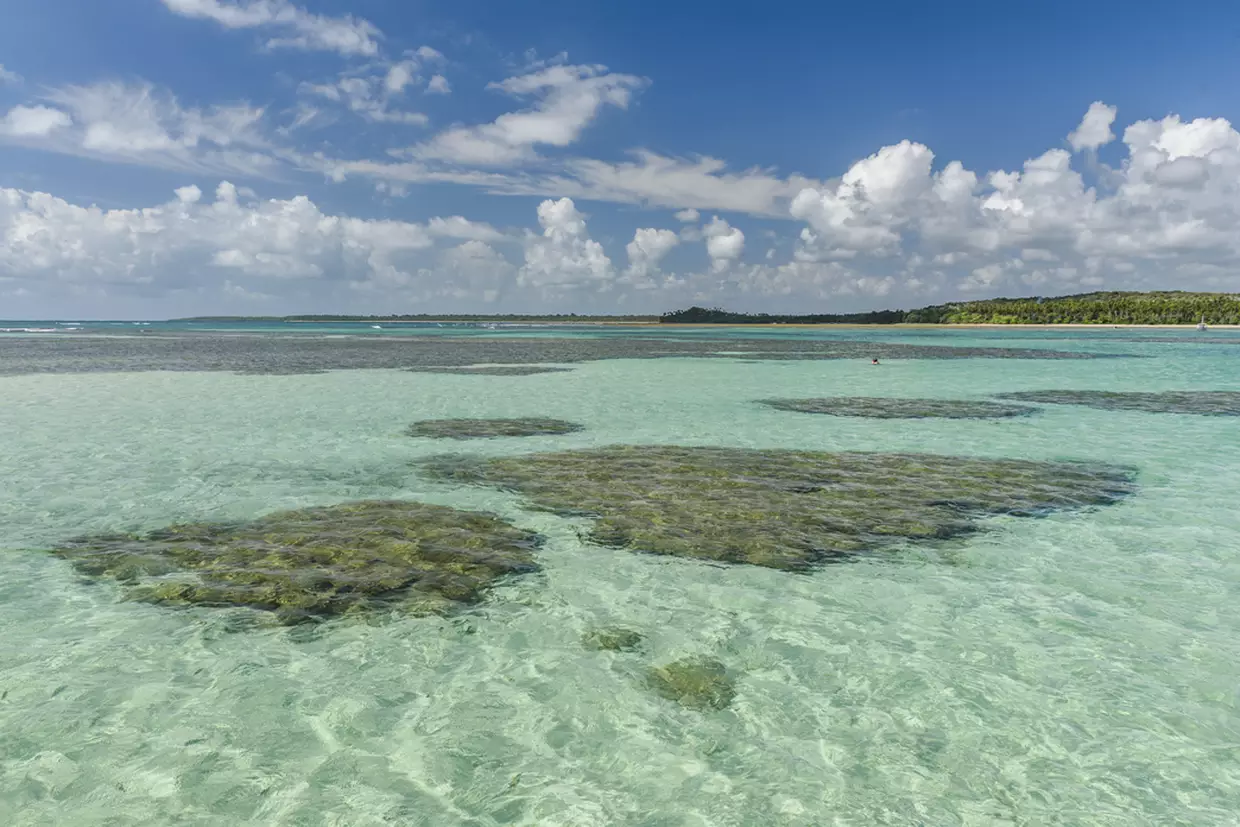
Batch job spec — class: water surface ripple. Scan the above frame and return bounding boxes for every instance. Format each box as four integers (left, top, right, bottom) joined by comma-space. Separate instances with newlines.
1, 326, 1237, 826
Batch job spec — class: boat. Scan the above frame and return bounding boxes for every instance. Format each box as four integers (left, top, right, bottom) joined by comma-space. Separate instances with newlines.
1197, 316, 1208, 331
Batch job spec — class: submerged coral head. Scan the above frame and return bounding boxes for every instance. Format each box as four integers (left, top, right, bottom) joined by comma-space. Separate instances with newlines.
51, 500, 542, 623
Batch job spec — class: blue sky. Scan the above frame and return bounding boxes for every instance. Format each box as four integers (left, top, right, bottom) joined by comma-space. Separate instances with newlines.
3, 0, 1240, 318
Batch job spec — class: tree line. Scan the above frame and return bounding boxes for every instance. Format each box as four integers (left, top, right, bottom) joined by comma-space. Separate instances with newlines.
661, 292, 1240, 325
177, 291, 1240, 326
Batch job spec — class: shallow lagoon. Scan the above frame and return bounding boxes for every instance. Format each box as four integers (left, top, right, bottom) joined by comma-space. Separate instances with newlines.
2, 326, 1239, 825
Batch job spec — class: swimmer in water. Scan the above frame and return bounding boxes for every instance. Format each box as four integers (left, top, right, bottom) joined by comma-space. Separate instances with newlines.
871, 357, 879, 365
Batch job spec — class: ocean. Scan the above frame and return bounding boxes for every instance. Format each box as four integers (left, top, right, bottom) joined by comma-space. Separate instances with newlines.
1, 322, 1238, 825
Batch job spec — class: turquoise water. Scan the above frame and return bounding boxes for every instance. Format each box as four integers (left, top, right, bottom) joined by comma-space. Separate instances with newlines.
1, 329, 1239, 825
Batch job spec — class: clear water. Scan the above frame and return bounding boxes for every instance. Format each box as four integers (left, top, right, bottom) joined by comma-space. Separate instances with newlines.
1, 329, 1239, 825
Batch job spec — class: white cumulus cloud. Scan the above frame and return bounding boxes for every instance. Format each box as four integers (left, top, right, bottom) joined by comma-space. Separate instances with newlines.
0, 105, 72, 137
174, 184, 203, 203
0, 183, 505, 300
519, 197, 612, 287
1068, 101, 1118, 152
384, 61, 418, 94
771, 102, 1240, 301
703, 216, 744, 271
625, 227, 680, 283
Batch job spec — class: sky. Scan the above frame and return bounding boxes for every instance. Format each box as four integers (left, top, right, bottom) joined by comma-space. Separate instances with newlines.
3, 1, 1240, 318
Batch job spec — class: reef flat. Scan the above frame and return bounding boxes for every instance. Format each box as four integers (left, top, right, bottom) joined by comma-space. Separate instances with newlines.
0, 333, 1121, 376
50, 500, 542, 623
419, 446, 1136, 571
996, 390, 1240, 416
760, 397, 1035, 419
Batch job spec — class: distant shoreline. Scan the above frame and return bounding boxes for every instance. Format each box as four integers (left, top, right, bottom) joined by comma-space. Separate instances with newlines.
283, 319, 661, 326
180, 319, 1240, 329
657, 322, 1240, 329
25, 320, 1236, 329
8, 320, 1237, 330
216, 320, 1240, 329
944, 323, 1240, 330
166, 291, 1240, 327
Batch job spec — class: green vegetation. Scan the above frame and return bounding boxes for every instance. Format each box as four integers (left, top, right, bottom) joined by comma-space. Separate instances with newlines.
582, 626, 646, 652
50, 501, 542, 623
905, 291, 1240, 324
996, 390, 1240, 416
661, 291, 1240, 325
407, 418, 585, 439
175, 291, 1240, 327
760, 397, 1036, 419
647, 656, 737, 710
418, 446, 1135, 571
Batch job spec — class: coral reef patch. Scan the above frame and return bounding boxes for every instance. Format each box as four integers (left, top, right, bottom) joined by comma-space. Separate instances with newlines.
51, 500, 542, 623
647, 656, 736, 710
996, 390, 1240, 416
418, 446, 1135, 571
760, 397, 1035, 419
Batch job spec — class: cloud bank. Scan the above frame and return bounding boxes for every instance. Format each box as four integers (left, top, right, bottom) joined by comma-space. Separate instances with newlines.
5, 67, 1240, 314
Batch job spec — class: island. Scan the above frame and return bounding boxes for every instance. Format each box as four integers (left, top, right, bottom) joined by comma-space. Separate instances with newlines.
172, 291, 1240, 326
660, 291, 1240, 325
